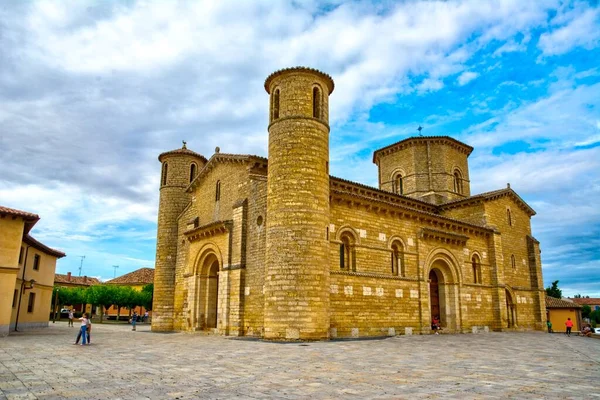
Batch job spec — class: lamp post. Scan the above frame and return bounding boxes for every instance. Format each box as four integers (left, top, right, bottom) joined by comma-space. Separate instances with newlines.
14, 279, 36, 332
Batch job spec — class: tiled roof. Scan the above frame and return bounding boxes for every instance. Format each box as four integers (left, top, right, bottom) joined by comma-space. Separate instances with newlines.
23, 234, 66, 258
570, 298, 600, 306
54, 273, 101, 286
187, 153, 268, 192
158, 145, 207, 163
264, 66, 335, 94
0, 206, 39, 220
545, 296, 582, 309
438, 187, 536, 216
372, 136, 474, 162
106, 268, 154, 285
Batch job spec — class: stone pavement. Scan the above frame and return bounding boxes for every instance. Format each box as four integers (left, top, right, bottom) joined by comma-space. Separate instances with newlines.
1, 322, 599, 399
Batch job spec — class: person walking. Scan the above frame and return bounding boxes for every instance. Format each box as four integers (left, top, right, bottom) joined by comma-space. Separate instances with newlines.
131, 311, 138, 331
74, 313, 89, 345
144, 311, 149, 323
68, 309, 74, 327
565, 317, 573, 336
546, 320, 552, 333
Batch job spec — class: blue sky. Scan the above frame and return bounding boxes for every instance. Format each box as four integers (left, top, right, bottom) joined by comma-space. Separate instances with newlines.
1, 0, 599, 295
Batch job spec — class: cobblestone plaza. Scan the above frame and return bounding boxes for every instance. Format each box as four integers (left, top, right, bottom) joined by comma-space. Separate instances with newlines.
1, 323, 599, 399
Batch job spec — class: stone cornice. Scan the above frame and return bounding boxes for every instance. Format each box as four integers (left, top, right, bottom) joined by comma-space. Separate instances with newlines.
185, 220, 232, 242
330, 188, 492, 237
420, 227, 469, 246
331, 270, 419, 281
330, 177, 436, 213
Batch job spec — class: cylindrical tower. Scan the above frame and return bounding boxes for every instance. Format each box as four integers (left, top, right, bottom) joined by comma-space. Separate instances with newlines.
152, 143, 206, 332
263, 67, 334, 340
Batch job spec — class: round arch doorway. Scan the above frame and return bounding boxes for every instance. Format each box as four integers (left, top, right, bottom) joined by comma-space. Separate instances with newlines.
428, 257, 460, 331
194, 252, 220, 331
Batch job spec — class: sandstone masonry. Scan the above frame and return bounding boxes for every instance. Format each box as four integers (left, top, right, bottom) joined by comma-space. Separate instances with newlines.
151, 67, 545, 340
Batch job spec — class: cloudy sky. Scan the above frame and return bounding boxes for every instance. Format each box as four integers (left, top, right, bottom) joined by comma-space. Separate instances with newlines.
1, 0, 598, 296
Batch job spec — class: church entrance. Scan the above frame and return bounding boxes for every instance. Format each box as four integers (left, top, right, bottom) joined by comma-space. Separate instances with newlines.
429, 269, 441, 323
194, 252, 220, 331
505, 289, 516, 328
427, 256, 460, 331
205, 260, 219, 329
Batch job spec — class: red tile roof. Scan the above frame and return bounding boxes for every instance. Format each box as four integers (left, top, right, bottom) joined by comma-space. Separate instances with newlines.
0, 205, 39, 220
54, 273, 101, 286
545, 296, 582, 309
23, 234, 66, 258
106, 268, 154, 285
570, 298, 600, 306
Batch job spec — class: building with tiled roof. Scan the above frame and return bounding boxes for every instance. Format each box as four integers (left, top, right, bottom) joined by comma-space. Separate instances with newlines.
570, 297, 600, 312
0, 205, 65, 336
546, 296, 582, 333
54, 272, 100, 287
104, 268, 154, 320
152, 67, 545, 340
106, 267, 154, 285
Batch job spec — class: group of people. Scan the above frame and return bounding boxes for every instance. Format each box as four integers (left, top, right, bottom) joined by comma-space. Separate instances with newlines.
65, 308, 150, 344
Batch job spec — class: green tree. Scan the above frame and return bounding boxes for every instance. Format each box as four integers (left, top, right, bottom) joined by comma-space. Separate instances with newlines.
87, 285, 117, 323
545, 280, 562, 299
125, 289, 143, 318
113, 286, 136, 321
582, 305, 591, 319
141, 283, 154, 311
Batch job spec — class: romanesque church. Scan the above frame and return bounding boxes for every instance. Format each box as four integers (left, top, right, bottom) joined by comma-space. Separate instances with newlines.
152, 67, 545, 340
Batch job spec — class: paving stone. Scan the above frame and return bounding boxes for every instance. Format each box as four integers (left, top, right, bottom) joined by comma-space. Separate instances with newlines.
1, 322, 599, 398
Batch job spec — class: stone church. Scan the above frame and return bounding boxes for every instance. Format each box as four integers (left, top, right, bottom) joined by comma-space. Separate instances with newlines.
152, 67, 545, 340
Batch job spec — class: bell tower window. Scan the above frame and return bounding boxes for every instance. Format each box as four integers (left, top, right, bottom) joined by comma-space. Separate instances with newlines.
272, 89, 280, 120
313, 86, 322, 119
161, 162, 168, 186
215, 180, 221, 202
394, 174, 403, 195
453, 170, 463, 194
189, 163, 197, 183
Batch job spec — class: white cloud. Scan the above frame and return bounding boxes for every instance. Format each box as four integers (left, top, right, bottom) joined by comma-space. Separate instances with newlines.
457, 71, 479, 86
417, 78, 444, 93
538, 7, 600, 56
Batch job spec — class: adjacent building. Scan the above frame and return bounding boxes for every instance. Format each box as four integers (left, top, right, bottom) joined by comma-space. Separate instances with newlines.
0, 206, 65, 336
571, 298, 600, 313
105, 267, 154, 319
546, 296, 582, 333
152, 67, 545, 340
54, 272, 101, 315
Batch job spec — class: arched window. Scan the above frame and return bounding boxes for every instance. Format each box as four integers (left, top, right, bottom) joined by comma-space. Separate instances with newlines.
511, 254, 516, 269
472, 254, 481, 284
507, 208, 512, 227
453, 170, 463, 194
313, 86, 321, 119
272, 89, 280, 120
189, 163, 197, 183
391, 240, 404, 276
394, 174, 403, 195
161, 162, 168, 186
215, 180, 221, 202
339, 233, 356, 272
